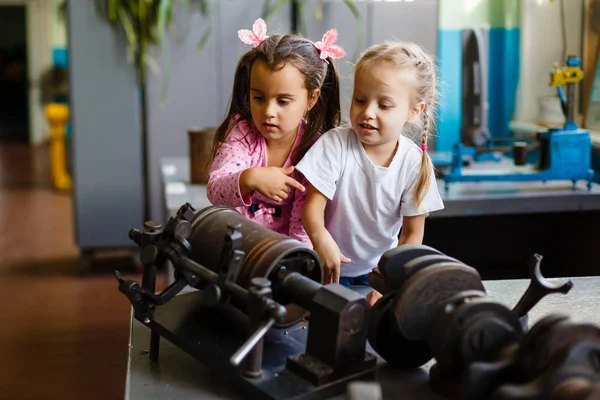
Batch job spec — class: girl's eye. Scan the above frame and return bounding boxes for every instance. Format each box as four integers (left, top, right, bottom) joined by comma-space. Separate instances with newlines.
278, 100, 290, 106
253, 96, 263, 101
354, 98, 365, 103
380, 104, 391, 110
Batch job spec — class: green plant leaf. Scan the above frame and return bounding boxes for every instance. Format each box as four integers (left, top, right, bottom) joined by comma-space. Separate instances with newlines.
199, 0, 208, 16
118, 6, 138, 52
145, 55, 161, 75
157, 0, 171, 41
108, 0, 120, 22
197, 24, 212, 50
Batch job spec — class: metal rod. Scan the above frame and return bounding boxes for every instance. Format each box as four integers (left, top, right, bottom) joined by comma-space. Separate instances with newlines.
566, 83, 575, 123
177, 256, 249, 302
142, 264, 157, 292
230, 318, 275, 367
277, 270, 321, 310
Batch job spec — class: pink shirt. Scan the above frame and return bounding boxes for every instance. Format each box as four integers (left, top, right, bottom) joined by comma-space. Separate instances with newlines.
207, 118, 311, 247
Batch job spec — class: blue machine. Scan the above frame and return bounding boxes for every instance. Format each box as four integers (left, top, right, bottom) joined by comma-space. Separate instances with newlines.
442, 56, 594, 191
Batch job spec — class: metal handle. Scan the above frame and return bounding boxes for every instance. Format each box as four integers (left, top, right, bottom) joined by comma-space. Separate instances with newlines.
230, 317, 276, 366
512, 254, 573, 318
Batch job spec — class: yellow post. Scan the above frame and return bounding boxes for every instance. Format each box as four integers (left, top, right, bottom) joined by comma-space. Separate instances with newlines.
45, 103, 72, 191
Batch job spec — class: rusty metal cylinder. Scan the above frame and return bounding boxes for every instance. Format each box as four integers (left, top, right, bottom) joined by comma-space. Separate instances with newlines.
188, 205, 322, 325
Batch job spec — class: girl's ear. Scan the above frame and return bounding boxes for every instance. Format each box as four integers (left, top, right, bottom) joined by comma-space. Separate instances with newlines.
407, 101, 425, 123
307, 88, 321, 111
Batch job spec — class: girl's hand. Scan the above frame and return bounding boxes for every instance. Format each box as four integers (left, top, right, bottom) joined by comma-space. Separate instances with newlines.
241, 166, 305, 202
313, 230, 351, 284
366, 290, 383, 306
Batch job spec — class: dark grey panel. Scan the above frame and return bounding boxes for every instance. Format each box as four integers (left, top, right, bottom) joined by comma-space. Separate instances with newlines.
370, 0, 439, 57
302, 0, 369, 123
68, 0, 144, 248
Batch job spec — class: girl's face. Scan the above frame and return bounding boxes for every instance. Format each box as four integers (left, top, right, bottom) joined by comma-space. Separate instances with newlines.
249, 60, 317, 143
350, 61, 423, 153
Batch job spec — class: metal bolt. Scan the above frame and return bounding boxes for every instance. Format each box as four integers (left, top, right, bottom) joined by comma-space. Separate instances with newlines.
144, 221, 163, 231
250, 277, 271, 289
144, 317, 150, 324
228, 222, 241, 232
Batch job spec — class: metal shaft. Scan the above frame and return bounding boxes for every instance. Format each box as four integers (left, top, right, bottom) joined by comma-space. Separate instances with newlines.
178, 256, 248, 302
230, 318, 275, 367
566, 83, 575, 123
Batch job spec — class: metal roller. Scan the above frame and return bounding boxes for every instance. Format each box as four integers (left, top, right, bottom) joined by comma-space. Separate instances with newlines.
188, 205, 322, 326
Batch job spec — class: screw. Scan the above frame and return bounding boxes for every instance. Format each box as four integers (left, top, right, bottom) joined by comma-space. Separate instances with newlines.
144, 317, 150, 324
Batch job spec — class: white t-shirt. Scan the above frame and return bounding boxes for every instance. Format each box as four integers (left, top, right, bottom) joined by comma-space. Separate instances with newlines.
296, 125, 444, 277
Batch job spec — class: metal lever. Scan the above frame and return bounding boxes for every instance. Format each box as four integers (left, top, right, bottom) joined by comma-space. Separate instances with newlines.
512, 254, 573, 318
229, 278, 287, 378
230, 317, 276, 366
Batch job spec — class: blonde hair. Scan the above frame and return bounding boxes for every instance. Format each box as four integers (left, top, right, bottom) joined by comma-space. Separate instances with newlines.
355, 41, 437, 208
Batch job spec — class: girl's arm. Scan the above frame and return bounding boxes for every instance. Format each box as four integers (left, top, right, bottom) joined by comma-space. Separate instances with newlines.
398, 214, 426, 245
207, 124, 255, 207
288, 176, 312, 247
302, 184, 350, 284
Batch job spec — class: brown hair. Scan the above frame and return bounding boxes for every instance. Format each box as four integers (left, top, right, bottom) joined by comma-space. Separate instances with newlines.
209, 34, 341, 166
355, 41, 438, 208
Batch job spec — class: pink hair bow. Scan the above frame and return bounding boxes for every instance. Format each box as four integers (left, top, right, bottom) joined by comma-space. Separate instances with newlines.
238, 18, 269, 48
313, 29, 346, 61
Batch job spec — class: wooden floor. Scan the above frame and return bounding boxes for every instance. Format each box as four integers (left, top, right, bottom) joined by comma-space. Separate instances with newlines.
0, 143, 166, 400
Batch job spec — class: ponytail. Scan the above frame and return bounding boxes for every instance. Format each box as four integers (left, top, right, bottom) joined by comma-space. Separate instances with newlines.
413, 107, 433, 207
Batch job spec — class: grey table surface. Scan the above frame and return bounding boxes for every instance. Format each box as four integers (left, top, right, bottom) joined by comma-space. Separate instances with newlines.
160, 157, 600, 220
125, 276, 600, 400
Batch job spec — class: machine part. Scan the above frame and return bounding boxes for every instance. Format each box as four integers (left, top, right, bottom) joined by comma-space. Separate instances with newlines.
374, 244, 444, 292
116, 203, 377, 400
393, 262, 486, 341
189, 205, 322, 326
428, 290, 524, 398
236, 277, 284, 378
281, 269, 377, 386
366, 245, 486, 368
513, 142, 527, 166
461, 314, 600, 400
369, 244, 577, 399
368, 290, 433, 368
511, 254, 572, 319
461, 28, 491, 147
443, 56, 595, 191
